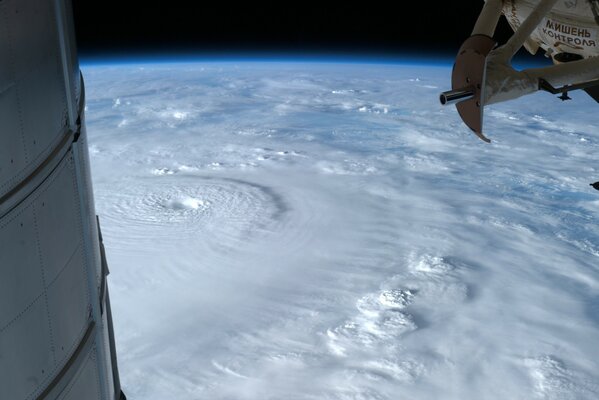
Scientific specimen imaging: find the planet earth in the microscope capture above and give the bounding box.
[83,60,599,400]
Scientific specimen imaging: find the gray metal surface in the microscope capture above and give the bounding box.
[58,347,103,400]
[0,0,68,199]
[0,0,124,399]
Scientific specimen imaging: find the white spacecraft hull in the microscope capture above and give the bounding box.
[441,0,599,141]
[0,0,124,399]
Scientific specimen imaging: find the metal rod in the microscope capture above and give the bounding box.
[472,0,504,37]
[496,0,559,62]
[440,87,476,106]
[539,77,599,94]
[484,54,599,105]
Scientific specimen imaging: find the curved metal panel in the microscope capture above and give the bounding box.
[33,156,82,285]
[46,246,90,365]
[0,1,124,398]
[58,347,102,400]
[0,0,68,199]
[0,299,54,400]
[0,151,92,400]
[0,206,42,331]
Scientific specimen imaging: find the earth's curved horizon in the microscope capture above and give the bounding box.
[84,59,599,400]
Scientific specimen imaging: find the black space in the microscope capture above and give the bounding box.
[72,1,520,58]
